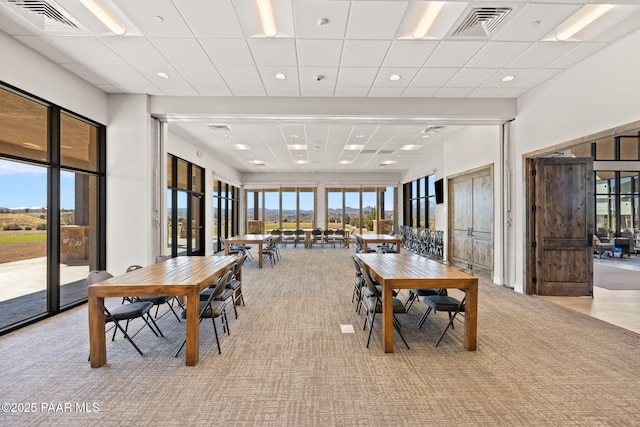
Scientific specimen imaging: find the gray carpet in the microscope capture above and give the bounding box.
[594,263,640,290]
[1,247,640,426]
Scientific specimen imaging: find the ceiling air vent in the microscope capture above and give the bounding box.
[452,7,512,38]
[207,124,232,132]
[2,0,80,32]
[422,125,445,134]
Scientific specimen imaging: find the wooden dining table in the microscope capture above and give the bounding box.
[225,234,274,268]
[88,255,239,367]
[355,253,478,352]
[354,233,402,253]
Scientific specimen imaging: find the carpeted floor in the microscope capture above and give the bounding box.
[594,263,640,290]
[1,247,639,426]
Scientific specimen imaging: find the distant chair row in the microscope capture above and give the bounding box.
[269,228,347,248]
[398,226,444,260]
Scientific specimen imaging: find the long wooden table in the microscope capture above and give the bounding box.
[355,253,478,352]
[88,255,238,367]
[354,233,401,253]
[225,234,274,268]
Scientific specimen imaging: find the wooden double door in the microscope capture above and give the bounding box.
[448,165,494,280]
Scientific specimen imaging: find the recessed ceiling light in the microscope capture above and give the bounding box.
[344,144,364,150]
[502,75,515,82]
[400,144,421,151]
[154,15,164,23]
[287,144,306,150]
[249,160,265,165]
[290,134,298,138]
[275,73,286,80]
[355,134,364,138]
[381,160,397,165]
[257,0,277,37]
[389,74,401,81]
[294,160,308,164]
[421,135,430,138]
[339,160,353,165]
[234,144,250,150]
[157,72,169,79]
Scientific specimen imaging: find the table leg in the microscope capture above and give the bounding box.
[364,242,369,253]
[88,294,107,368]
[382,280,394,353]
[185,289,200,366]
[464,280,478,351]
[257,242,263,268]
[225,243,229,256]
[395,239,401,253]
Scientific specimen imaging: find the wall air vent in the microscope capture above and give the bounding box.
[207,124,232,132]
[1,0,80,32]
[452,7,512,38]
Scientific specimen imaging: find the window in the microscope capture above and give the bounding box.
[245,187,316,232]
[325,187,395,234]
[0,84,105,334]
[403,175,435,229]
[213,179,240,252]
[166,154,204,257]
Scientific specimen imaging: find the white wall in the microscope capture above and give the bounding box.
[0,31,107,124]
[512,28,640,293]
[106,94,154,273]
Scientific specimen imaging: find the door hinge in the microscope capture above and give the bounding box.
[532,277,537,284]
[532,205,537,212]
[532,169,537,176]
[532,241,537,248]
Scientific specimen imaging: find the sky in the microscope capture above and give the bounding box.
[0,159,75,209]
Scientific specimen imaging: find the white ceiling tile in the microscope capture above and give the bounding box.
[382,40,439,67]
[58,63,112,86]
[400,87,439,97]
[248,39,297,66]
[300,87,335,96]
[507,42,579,69]
[466,87,509,98]
[435,87,473,98]
[47,36,124,63]
[466,42,533,68]
[258,66,300,86]
[299,67,339,87]
[410,68,459,87]
[480,69,538,88]
[341,40,392,67]
[500,87,531,98]
[216,66,263,86]
[336,68,378,87]
[297,39,343,66]
[492,3,580,42]
[13,36,77,63]
[445,68,498,88]
[174,64,226,86]
[172,0,245,38]
[334,87,371,97]
[117,84,164,95]
[293,0,350,39]
[200,39,255,66]
[589,8,640,43]
[515,68,564,89]
[424,42,486,67]
[230,86,267,96]
[373,68,419,87]
[265,86,301,96]
[87,63,150,85]
[94,84,123,93]
[346,1,409,39]
[547,42,608,69]
[368,87,405,97]
[149,38,211,65]
[193,86,234,96]
[112,0,192,37]
[101,36,168,65]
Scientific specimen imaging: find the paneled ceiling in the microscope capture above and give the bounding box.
[2,0,639,173]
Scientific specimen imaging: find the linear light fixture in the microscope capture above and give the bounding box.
[80,0,125,35]
[555,4,614,41]
[257,0,277,37]
[413,1,444,39]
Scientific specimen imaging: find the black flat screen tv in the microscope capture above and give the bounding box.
[434,178,444,204]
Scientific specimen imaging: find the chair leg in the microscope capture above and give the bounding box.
[404,293,416,311]
[393,315,410,350]
[434,312,462,347]
[365,311,376,348]
[144,313,164,337]
[417,306,433,329]
[112,320,144,355]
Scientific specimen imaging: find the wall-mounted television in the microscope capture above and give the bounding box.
[435,178,444,204]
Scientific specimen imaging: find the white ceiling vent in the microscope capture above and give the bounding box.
[1,0,80,32]
[207,124,232,132]
[452,7,512,38]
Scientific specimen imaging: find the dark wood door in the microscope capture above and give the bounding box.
[449,166,494,279]
[533,157,593,296]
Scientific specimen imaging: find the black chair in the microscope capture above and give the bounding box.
[417,289,466,347]
[355,258,410,350]
[126,259,184,322]
[311,229,323,247]
[281,229,295,247]
[294,229,305,247]
[261,238,279,267]
[175,270,232,356]
[404,288,440,312]
[87,270,163,356]
[225,253,247,310]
